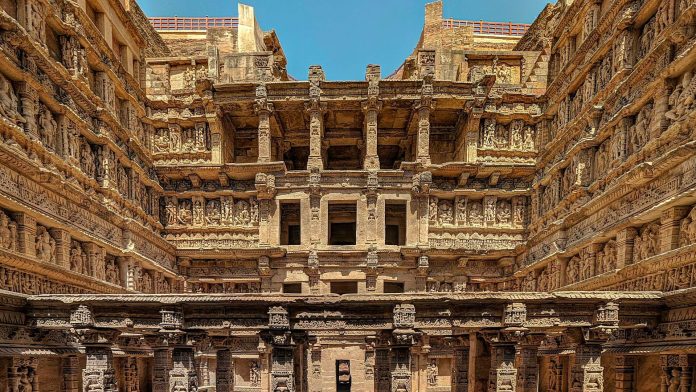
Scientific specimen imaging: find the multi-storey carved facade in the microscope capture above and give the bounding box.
[0,0,695,390]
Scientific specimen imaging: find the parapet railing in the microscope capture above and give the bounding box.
[149,17,239,31]
[442,19,530,36]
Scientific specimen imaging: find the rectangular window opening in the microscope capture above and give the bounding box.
[330,281,358,295]
[383,282,404,293]
[328,202,357,245]
[385,202,406,246]
[283,283,302,294]
[280,202,301,245]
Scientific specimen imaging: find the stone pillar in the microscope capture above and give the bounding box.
[17,82,39,139]
[309,169,322,246]
[660,206,690,253]
[308,343,322,392]
[453,342,470,392]
[363,64,382,170]
[489,342,518,392]
[414,101,433,166]
[123,357,140,392]
[515,344,539,392]
[569,343,604,392]
[49,228,70,268]
[255,84,274,163]
[306,66,326,171]
[614,356,635,392]
[12,212,36,257]
[170,347,199,392]
[152,347,172,392]
[256,173,276,247]
[7,357,39,392]
[83,345,118,392]
[465,113,482,163]
[216,349,233,392]
[366,172,378,245]
[63,355,80,392]
[615,227,637,268]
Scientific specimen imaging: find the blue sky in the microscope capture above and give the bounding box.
[138,0,550,80]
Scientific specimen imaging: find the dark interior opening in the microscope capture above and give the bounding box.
[378,145,404,169]
[283,283,302,294]
[329,203,357,245]
[280,202,301,245]
[330,281,358,295]
[384,282,405,293]
[326,145,362,170]
[283,146,309,170]
[384,202,406,246]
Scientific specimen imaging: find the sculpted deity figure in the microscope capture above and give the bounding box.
[510,120,523,149]
[165,198,177,226]
[668,369,681,392]
[105,259,120,285]
[639,19,656,58]
[29,2,45,43]
[0,211,17,251]
[169,128,181,152]
[426,359,438,386]
[250,361,260,386]
[250,198,259,224]
[522,125,535,150]
[513,199,525,226]
[195,123,207,150]
[80,143,95,178]
[484,198,496,222]
[483,119,496,147]
[38,105,57,149]
[429,197,438,222]
[35,226,55,263]
[469,201,483,226]
[0,74,23,125]
[679,210,693,247]
[182,67,195,89]
[221,197,234,225]
[192,199,204,226]
[496,201,511,226]
[205,200,221,225]
[667,71,696,121]
[438,200,454,226]
[178,200,192,225]
[153,129,170,153]
[234,200,251,226]
[567,257,580,283]
[456,198,467,224]
[70,242,84,274]
[688,207,696,244]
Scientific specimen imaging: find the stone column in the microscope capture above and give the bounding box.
[306,66,326,171]
[366,172,378,245]
[516,343,539,392]
[414,100,433,166]
[453,341,470,392]
[123,357,140,392]
[255,84,274,163]
[489,341,518,392]
[62,355,80,392]
[17,82,39,139]
[660,206,690,253]
[152,347,172,392]
[7,357,39,392]
[170,347,199,391]
[615,227,637,268]
[12,212,36,257]
[216,349,233,392]
[464,112,482,163]
[362,64,381,170]
[83,344,118,392]
[569,343,604,392]
[614,356,635,392]
[308,343,322,392]
[49,228,70,268]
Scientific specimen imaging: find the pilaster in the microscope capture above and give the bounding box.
[12,212,36,257]
[614,356,635,392]
[255,83,274,163]
[216,349,233,392]
[615,227,637,268]
[660,206,690,253]
[306,66,326,171]
[363,64,382,170]
[49,228,70,268]
[62,355,80,392]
